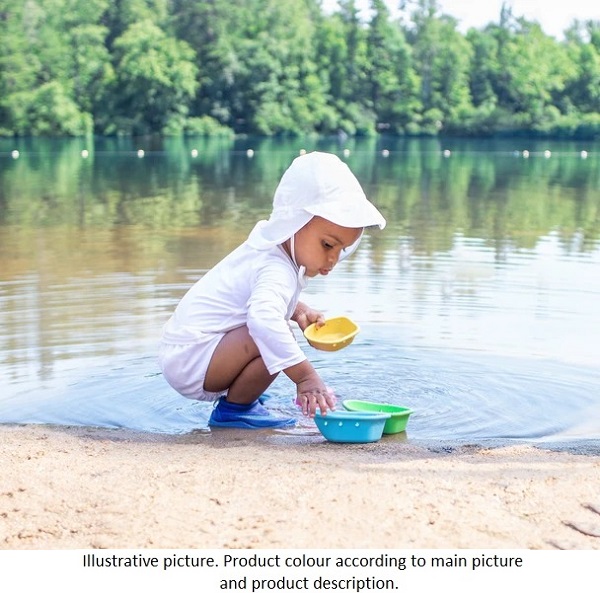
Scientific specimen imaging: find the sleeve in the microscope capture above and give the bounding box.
[246,259,307,375]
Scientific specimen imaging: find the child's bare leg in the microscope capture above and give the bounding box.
[205,326,295,428]
[204,326,278,404]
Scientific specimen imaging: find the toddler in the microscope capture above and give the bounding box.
[158,151,386,428]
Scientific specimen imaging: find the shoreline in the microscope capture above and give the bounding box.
[2,424,600,550]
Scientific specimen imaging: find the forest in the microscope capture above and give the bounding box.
[1,0,599,138]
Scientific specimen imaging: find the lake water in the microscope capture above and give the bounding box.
[1,136,599,448]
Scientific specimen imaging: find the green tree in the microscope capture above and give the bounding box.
[366,0,420,134]
[501,22,569,129]
[0,0,112,135]
[172,0,329,135]
[236,0,329,135]
[0,0,41,133]
[466,28,498,110]
[101,0,169,47]
[170,0,240,127]
[403,0,474,133]
[107,19,198,134]
[1,0,599,138]
[336,0,373,134]
[8,80,92,135]
[563,21,600,114]
[313,0,374,135]
[313,11,348,132]
[478,7,571,131]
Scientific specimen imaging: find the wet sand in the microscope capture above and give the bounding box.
[1,424,600,550]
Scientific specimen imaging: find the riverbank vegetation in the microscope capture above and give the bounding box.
[1,0,599,138]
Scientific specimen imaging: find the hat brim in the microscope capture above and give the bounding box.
[305,200,386,230]
[246,212,314,250]
[247,198,385,251]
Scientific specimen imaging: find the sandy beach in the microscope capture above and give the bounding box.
[1,424,599,550]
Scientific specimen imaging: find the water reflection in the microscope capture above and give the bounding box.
[2,137,598,246]
[1,138,599,442]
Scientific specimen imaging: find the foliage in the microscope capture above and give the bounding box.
[0,0,599,137]
[8,81,93,135]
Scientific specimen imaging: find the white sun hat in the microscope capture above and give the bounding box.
[247,151,386,253]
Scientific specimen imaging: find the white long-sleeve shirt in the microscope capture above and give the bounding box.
[161,242,308,375]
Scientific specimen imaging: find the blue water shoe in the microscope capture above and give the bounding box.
[209,397,296,429]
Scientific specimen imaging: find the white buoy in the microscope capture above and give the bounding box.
[191,149,198,158]
[581,150,588,159]
[544,150,551,158]
[522,150,530,158]
[299,148,306,155]
[81,150,89,158]
[137,149,145,158]
[442,149,451,158]
[246,149,254,158]
[343,148,350,158]
[381,149,390,157]
[11,150,19,159]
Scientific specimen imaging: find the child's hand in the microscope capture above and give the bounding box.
[295,383,336,418]
[292,302,325,332]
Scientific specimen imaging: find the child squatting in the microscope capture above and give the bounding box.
[158,151,386,429]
